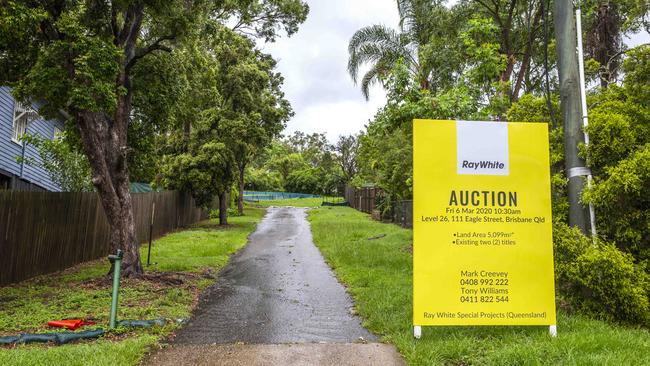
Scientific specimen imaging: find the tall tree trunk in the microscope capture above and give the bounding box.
[237,165,245,215]
[219,190,229,226]
[74,67,144,277]
[500,55,516,85]
[587,2,621,89]
[419,77,430,92]
[61,3,150,277]
[512,4,544,101]
[76,113,143,276]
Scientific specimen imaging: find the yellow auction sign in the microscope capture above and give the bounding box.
[413,120,556,337]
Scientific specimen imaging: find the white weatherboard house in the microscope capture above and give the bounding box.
[0,87,64,191]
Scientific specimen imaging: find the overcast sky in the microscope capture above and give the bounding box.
[260,1,649,143]
[258,0,398,142]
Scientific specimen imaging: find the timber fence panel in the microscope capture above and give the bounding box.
[344,185,413,228]
[344,186,380,213]
[0,190,208,286]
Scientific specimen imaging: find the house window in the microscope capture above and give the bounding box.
[12,101,38,144]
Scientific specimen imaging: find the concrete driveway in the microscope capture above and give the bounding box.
[144,207,404,366]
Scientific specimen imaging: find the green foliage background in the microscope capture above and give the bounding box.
[345,0,650,326]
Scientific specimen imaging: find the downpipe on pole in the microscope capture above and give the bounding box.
[575,8,597,243]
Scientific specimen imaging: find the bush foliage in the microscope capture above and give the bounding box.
[553,223,650,326]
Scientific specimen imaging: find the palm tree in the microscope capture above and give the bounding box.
[347,0,441,99]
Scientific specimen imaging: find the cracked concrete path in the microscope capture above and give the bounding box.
[145,207,404,365]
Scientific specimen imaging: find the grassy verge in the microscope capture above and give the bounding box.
[250,197,324,207]
[309,206,650,365]
[0,207,265,366]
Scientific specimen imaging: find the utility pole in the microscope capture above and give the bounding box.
[554,0,592,235]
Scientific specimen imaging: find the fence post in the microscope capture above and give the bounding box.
[146,201,155,266]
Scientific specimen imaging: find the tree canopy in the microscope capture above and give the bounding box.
[160,26,293,223]
[0,0,308,275]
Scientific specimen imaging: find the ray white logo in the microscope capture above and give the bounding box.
[457,121,509,176]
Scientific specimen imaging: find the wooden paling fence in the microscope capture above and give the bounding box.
[344,186,380,214]
[344,185,413,228]
[0,191,208,286]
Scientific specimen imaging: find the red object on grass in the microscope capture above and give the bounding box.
[47,319,96,330]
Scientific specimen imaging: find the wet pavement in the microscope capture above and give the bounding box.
[172,206,376,344]
[145,344,405,366]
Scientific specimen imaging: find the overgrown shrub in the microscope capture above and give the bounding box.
[285,168,321,194]
[245,167,283,191]
[227,207,243,217]
[553,222,591,283]
[209,207,242,220]
[571,244,650,325]
[554,222,650,326]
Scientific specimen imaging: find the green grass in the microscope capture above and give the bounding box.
[0,336,158,366]
[0,207,266,365]
[250,197,324,207]
[308,206,650,366]
[146,207,266,272]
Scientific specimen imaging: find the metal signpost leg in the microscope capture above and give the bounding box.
[549,325,557,337]
[414,325,422,339]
